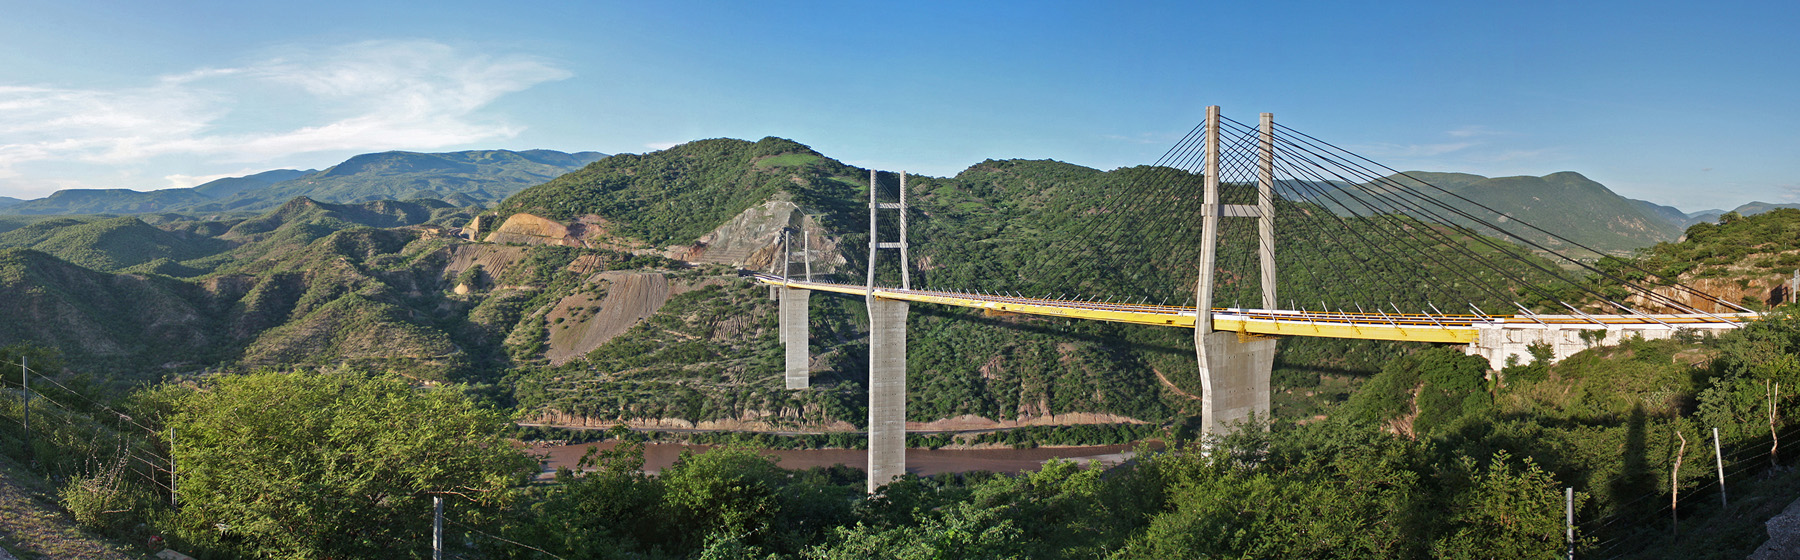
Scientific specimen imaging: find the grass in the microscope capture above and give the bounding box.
[0,455,148,560]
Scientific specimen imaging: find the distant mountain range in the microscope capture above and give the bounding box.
[0,149,606,215]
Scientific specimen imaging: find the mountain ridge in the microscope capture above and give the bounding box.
[1,149,607,216]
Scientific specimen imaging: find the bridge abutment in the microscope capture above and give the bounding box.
[1464,323,1739,371]
[866,297,908,493]
[1197,332,1277,438]
[781,287,810,389]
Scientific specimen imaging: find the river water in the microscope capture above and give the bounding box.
[531,441,1155,477]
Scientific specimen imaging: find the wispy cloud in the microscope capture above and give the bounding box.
[1445,125,1503,138]
[1101,131,1187,145]
[0,39,569,180]
[1347,125,1564,173]
[644,141,682,151]
[1355,141,1476,158]
[164,170,257,189]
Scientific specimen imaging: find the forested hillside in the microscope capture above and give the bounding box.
[2,136,1800,558]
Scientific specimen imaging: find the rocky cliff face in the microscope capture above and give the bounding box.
[666,198,849,274]
[488,197,850,275]
[484,213,584,247]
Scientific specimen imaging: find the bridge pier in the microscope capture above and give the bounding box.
[781,287,811,389]
[1197,332,1277,438]
[866,297,908,493]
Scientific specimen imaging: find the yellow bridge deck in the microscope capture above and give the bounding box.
[753,275,1753,344]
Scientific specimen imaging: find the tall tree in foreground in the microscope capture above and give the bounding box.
[164,368,536,559]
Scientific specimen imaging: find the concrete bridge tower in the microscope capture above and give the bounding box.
[1194,106,1279,439]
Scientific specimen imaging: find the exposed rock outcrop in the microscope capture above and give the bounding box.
[667,198,847,274]
[1750,495,1800,559]
[484,212,584,247]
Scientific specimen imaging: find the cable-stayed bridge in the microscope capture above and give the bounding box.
[753,106,1752,492]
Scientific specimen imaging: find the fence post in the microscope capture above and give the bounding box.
[169,427,178,507]
[433,496,444,560]
[20,356,27,461]
[1673,430,1687,535]
[1714,427,1727,507]
[1565,486,1574,560]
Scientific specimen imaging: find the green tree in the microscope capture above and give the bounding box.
[166,368,536,559]
[660,446,787,551]
[1431,451,1580,559]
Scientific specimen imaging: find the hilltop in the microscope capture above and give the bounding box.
[0,149,606,216]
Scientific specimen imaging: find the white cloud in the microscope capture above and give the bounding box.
[0,39,570,178]
[164,170,254,189]
[1445,125,1503,138]
[644,141,682,151]
[1356,141,1476,158]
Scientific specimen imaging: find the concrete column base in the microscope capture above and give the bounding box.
[781,288,810,389]
[1197,331,1277,439]
[866,297,908,493]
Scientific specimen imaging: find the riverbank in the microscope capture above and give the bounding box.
[529,440,1161,478]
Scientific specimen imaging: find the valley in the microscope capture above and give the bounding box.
[3,136,1799,559]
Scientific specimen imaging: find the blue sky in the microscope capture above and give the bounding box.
[0,0,1794,211]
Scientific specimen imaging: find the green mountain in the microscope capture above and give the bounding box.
[1,188,214,215]
[0,138,1597,431]
[0,196,20,208]
[1629,198,1693,227]
[0,216,229,271]
[191,168,313,198]
[0,206,493,380]
[1375,171,1685,256]
[192,149,607,212]
[0,149,605,216]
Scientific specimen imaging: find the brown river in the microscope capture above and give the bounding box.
[531,441,1156,477]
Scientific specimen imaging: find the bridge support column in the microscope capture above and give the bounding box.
[866,297,908,493]
[781,287,811,389]
[1198,332,1277,439]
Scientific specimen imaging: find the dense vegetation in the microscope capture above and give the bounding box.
[6,136,1800,557]
[10,314,1800,559]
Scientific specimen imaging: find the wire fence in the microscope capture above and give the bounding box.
[1579,421,1800,559]
[0,358,571,559]
[4,355,1797,559]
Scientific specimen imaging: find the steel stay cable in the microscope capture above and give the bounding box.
[1285,141,1714,319]
[1267,146,1569,315]
[1277,120,1750,314]
[1264,123,1694,314]
[1265,131,1653,317]
[1244,117,1579,307]
[1259,171,1392,309]
[1234,126,1459,308]
[1255,138,1514,310]
[1271,122,1744,315]
[1072,114,1260,301]
[1209,128,1270,307]
[1228,119,1493,309]
[1218,118,1470,310]
[1036,130,1212,300]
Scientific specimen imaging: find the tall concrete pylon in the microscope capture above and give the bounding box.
[865,169,911,493]
[1194,107,1279,439]
[781,229,812,389]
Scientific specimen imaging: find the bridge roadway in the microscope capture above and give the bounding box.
[751,274,1754,344]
